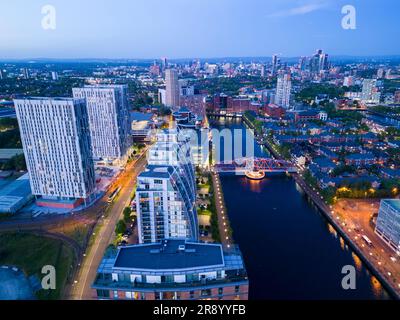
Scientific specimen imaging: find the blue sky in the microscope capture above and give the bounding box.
[0,0,399,59]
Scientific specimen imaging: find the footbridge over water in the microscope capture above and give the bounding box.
[214,157,297,175]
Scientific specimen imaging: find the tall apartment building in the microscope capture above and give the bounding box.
[275,73,291,109]
[361,79,381,104]
[165,69,180,107]
[375,199,400,252]
[136,129,198,243]
[72,85,131,163]
[14,97,96,208]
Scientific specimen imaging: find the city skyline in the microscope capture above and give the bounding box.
[1,0,400,59]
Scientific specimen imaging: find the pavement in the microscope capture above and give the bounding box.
[211,171,233,249]
[67,151,148,300]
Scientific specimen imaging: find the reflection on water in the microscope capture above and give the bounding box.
[370,276,384,297]
[352,252,363,272]
[213,117,392,300]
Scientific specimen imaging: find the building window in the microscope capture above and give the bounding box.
[235,285,240,293]
[96,289,110,298]
[200,289,212,297]
[218,288,224,295]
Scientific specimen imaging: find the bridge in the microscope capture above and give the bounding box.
[214,157,297,175]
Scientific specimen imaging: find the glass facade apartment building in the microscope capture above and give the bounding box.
[375,199,400,253]
[72,85,131,163]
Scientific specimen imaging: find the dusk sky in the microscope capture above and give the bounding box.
[1,0,399,59]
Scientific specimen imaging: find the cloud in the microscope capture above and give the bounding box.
[268,1,330,18]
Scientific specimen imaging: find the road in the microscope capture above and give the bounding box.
[334,199,400,294]
[67,151,148,300]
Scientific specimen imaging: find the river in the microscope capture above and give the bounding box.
[209,117,390,300]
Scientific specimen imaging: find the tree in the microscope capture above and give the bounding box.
[115,220,127,235]
[123,207,132,223]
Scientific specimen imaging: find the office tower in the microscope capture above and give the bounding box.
[361,79,381,104]
[73,85,131,163]
[375,199,400,252]
[261,65,266,78]
[271,54,279,75]
[275,73,291,109]
[165,69,180,107]
[161,57,168,71]
[51,71,59,81]
[14,97,96,206]
[0,69,3,80]
[136,129,198,244]
[22,68,29,79]
[298,56,307,70]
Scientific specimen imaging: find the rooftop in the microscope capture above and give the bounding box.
[113,240,225,271]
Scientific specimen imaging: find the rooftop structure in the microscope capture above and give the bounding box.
[92,240,248,300]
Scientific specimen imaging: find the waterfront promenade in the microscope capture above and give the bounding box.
[211,170,233,250]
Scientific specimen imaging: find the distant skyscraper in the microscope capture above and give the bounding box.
[298,56,307,70]
[271,54,279,75]
[22,68,29,80]
[260,65,266,78]
[73,85,131,163]
[14,97,96,205]
[275,73,291,109]
[51,71,59,81]
[161,57,168,71]
[309,49,328,74]
[0,69,3,80]
[165,69,180,107]
[136,129,198,244]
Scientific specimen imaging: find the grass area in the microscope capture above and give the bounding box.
[0,232,75,300]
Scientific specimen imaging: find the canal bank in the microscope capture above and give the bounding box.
[241,114,399,298]
[293,173,400,300]
[210,116,392,300]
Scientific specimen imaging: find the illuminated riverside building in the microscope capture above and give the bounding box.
[72,85,131,164]
[136,129,198,243]
[375,199,400,252]
[92,240,249,300]
[14,97,96,208]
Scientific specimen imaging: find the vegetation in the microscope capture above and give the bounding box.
[0,232,75,300]
[115,220,127,236]
[0,153,27,171]
[123,207,132,223]
[295,84,347,103]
